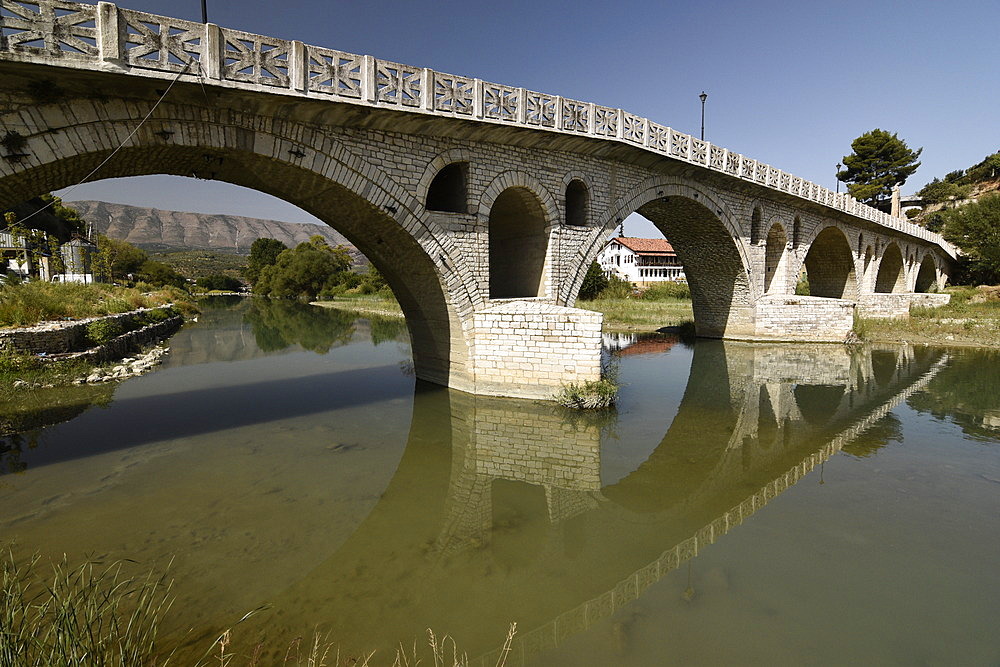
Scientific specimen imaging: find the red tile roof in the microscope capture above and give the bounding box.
[613,237,676,255]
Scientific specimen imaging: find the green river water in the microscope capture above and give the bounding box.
[1,298,998,665]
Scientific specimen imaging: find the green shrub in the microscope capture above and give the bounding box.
[639,281,690,300]
[85,318,125,345]
[596,276,633,300]
[578,261,609,300]
[555,378,619,409]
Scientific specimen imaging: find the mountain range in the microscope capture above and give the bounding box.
[66,200,355,255]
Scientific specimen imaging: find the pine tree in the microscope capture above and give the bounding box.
[837,129,922,205]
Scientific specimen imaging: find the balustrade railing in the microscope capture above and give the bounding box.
[0,0,952,253]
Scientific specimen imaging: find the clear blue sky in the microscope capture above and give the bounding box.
[59,0,1000,238]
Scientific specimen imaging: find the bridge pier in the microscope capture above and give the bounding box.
[464,301,603,400]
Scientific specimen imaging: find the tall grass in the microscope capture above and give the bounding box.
[1,548,517,667]
[0,549,174,666]
[0,282,193,328]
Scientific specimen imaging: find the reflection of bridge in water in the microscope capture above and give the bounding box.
[244,340,946,663]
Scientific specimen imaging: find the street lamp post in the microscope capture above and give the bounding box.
[836,162,842,193]
[699,91,707,141]
[201,0,208,23]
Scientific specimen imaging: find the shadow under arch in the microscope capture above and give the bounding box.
[875,242,907,293]
[0,100,474,390]
[914,253,937,292]
[802,226,859,299]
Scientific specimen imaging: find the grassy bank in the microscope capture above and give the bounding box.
[857,286,1000,347]
[577,297,693,332]
[0,281,195,328]
[312,294,403,318]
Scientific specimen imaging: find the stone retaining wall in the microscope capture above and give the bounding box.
[857,293,951,319]
[0,307,181,357]
[753,295,854,342]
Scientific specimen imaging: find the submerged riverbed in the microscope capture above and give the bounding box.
[1,298,998,665]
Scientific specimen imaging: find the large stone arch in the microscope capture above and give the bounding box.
[801,226,859,299]
[0,98,480,391]
[875,243,906,293]
[914,253,938,292]
[478,172,559,300]
[573,178,753,337]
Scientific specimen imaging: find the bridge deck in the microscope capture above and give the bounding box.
[0,0,953,256]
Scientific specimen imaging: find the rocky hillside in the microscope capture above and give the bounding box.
[66,200,355,255]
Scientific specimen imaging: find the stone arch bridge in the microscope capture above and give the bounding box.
[0,0,956,398]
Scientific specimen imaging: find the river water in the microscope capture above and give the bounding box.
[1,298,998,665]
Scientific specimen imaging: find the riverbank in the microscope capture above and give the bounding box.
[855,286,1000,347]
[310,287,1000,347]
[311,295,403,318]
[0,283,199,394]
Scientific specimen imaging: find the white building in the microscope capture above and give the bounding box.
[597,236,686,286]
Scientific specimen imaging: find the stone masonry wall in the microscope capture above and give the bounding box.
[753,295,854,341]
[0,307,180,356]
[857,292,951,319]
[470,300,602,399]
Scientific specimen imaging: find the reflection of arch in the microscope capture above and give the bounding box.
[764,222,788,294]
[0,100,476,388]
[915,254,937,292]
[487,186,551,298]
[794,385,845,426]
[564,179,589,227]
[875,243,906,293]
[803,227,858,299]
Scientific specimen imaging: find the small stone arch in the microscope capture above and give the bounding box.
[914,254,937,292]
[480,172,559,300]
[802,226,859,299]
[417,148,475,214]
[875,243,906,293]
[764,222,789,294]
[565,179,589,227]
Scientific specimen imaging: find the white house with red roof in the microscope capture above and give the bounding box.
[597,237,686,286]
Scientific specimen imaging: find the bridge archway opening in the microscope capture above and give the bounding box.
[489,187,549,299]
[634,196,751,337]
[915,255,937,292]
[875,243,906,293]
[565,179,588,227]
[0,140,468,390]
[764,223,788,294]
[802,227,858,299]
[426,162,468,213]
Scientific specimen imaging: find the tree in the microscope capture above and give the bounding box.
[254,238,352,299]
[136,260,186,288]
[92,234,147,282]
[244,237,287,286]
[837,129,922,205]
[936,194,1000,284]
[578,261,608,300]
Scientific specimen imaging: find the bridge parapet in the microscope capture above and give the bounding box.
[0,0,954,256]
